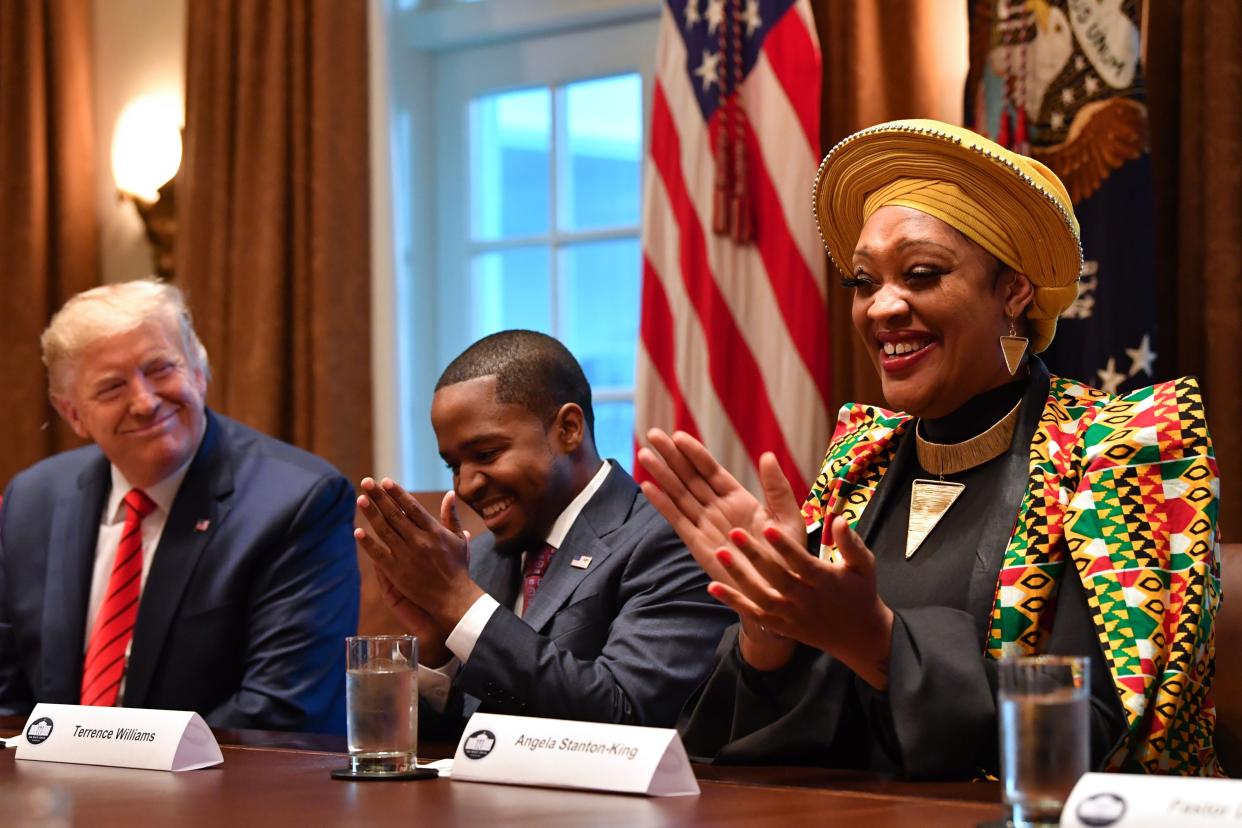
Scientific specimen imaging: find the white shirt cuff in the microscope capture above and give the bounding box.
[418,657,459,712]
[445,592,500,665]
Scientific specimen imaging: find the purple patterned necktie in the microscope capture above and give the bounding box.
[521,543,557,617]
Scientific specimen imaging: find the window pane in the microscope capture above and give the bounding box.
[557,237,640,389]
[558,74,641,232]
[592,400,635,471]
[470,247,551,338]
[470,87,550,240]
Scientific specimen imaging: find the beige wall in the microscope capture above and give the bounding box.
[92,0,186,285]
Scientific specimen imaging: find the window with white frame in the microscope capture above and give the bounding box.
[380,2,658,489]
[464,75,642,470]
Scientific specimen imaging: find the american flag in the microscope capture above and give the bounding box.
[635,0,828,497]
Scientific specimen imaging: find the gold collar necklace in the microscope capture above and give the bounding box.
[906,398,1022,560]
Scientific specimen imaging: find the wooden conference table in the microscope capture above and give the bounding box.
[1,716,1004,826]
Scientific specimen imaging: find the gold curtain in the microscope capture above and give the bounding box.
[177,0,373,485]
[0,0,98,491]
[810,0,969,414]
[1148,1,1242,542]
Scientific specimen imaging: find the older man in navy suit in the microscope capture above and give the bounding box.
[357,331,732,737]
[0,279,358,733]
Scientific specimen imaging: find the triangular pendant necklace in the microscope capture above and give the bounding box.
[906,399,1022,559]
[907,478,965,559]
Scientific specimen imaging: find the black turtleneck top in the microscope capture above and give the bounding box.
[849,363,1124,774]
[869,373,1029,612]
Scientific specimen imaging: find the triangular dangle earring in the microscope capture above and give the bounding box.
[1000,315,1029,375]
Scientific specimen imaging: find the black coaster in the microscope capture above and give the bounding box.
[330,766,439,781]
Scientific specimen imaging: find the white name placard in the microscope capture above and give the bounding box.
[451,712,699,796]
[1062,772,1242,827]
[15,703,223,772]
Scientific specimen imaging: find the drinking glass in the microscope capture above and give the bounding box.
[998,655,1090,827]
[345,635,418,775]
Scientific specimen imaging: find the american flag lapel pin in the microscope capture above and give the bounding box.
[570,555,592,570]
[194,519,211,533]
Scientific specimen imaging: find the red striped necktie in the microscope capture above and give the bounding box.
[81,488,156,707]
[520,544,557,617]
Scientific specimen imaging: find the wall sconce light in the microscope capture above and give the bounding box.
[112,94,183,281]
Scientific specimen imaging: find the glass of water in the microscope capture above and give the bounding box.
[345,635,418,775]
[998,655,1090,827]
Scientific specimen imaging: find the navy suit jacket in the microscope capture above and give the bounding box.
[423,463,734,739]
[0,411,359,733]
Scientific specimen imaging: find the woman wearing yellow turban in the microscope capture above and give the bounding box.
[639,119,1221,778]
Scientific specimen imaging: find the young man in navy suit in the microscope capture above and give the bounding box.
[0,279,358,733]
[356,330,731,736]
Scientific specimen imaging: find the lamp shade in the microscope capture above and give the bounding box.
[112,94,183,203]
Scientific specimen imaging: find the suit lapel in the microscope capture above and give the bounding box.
[123,413,234,707]
[41,455,110,702]
[856,431,913,546]
[965,363,1053,642]
[521,463,633,633]
[472,537,522,610]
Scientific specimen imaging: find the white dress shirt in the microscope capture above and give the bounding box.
[420,460,611,710]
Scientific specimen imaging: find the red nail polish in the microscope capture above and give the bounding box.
[716,549,733,567]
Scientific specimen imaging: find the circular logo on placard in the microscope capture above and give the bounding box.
[25,717,54,745]
[1075,792,1127,827]
[462,729,496,760]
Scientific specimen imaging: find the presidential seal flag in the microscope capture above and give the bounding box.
[635,0,829,497]
[966,0,1158,395]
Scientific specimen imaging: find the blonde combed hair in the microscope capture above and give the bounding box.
[41,279,211,396]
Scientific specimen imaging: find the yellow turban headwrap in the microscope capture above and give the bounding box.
[813,119,1082,353]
